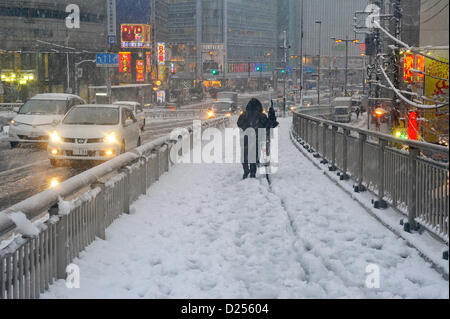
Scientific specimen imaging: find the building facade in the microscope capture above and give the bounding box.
[168,0,278,90]
[293,0,368,93]
[0,0,108,102]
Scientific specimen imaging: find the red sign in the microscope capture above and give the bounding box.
[136,60,145,82]
[119,52,131,73]
[158,43,165,65]
[408,111,418,140]
[416,55,425,83]
[403,54,414,83]
[121,24,151,48]
[146,52,152,73]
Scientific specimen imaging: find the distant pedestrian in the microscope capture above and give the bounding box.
[356,107,360,119]
[237,98,278,179]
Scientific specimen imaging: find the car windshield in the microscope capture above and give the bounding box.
[213,102,232,111]
[335,108,349,115]
[18,99,67,115]
[63,107,119,125]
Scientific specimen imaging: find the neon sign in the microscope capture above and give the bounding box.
[121,24,151,49]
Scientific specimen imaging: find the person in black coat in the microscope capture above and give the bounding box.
[237,98,278,179]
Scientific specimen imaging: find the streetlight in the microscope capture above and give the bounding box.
[315,20,322,105]
[330,37,336,105]
[333,36,359,96]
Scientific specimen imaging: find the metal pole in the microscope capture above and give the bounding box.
[345,35,349,96]
[283,30,287,117]
[66,53,70,93]
[317,21,322,105]
[299,0,304,106]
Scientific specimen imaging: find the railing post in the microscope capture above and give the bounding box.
[92,182,106,240]
[329,125,337,171]
[354,132,367,192]
[339,128,350,180]
[299,117,305,144]
[140,156,148,195]
[53,208,68,280]
[405,147,419,232]
[119,168,130,214]
[152,147,160,181]
[374,138,388,209]
[320,123,328,164]
[305,119,311,151]
[313,120,320,158]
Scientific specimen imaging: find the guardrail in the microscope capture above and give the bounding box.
[295,105,333,117]
[292,111,449,243]
[0,116,229,299]
[145,109,207,119]
[0,103,22,112]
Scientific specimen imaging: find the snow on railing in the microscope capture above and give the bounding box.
[292,111,449,243]
[0,116,229,299]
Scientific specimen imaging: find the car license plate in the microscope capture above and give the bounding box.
[73,149,88,156]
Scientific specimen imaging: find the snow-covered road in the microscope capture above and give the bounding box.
[43,118,448,299]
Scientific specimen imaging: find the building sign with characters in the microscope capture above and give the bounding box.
[136,60,145,82]
[119,52,131,73]
[158,43,165,65]
[424,50,449,143]
[121,24,151,49]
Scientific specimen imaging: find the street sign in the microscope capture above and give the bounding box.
[107,0,117,42]
[286,66,293,74]
[96,53,119,67]
[77,68,83,78]
[108,35,116,45]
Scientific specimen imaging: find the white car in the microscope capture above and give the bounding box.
[8,93,85,148]
[47,104,141,166]
[113,101,146,131]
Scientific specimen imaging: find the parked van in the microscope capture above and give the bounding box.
[8,93,85,148]
[332,97,352,123]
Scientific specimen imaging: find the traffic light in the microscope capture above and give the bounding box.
[256,66,261,72]
[281,69,286,75]
[211,69,218,75]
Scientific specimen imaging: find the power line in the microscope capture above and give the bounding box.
[378,61,448,109]
[421,3,449,24]
[373,20,449,65]
[421,0,444,13]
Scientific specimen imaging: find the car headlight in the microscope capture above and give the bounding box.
[50,131,61,143]
[104,132,117,144]
[10,119,18,126]
[208,111,215,118]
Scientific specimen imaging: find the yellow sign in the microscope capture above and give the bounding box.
[424,50,449,143]
[158,65,166,81]
[202,80,222,88]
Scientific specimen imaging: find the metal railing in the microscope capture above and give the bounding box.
[0,103,22,112]
[0,116,229,299]
[292,111,449,243]
[145,109,207,119]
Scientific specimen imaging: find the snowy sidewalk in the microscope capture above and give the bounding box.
[43,119,448,299]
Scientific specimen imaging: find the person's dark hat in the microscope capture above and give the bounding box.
[246,98,262,112]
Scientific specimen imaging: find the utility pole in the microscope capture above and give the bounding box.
[345,35,349,96]
[282,30,288,117]
[248,56,251,90]
[299,0,304,106]
[316,20,322,105]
